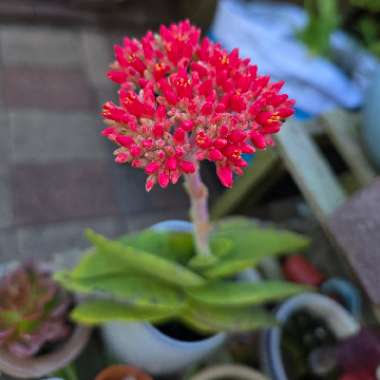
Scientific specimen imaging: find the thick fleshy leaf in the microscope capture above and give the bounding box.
[119,230,195,264]
[55,272,186,312]
[68,249,133,279]
[187,281,309,306]
[120,229,231,264]
[182,302,277,333]
[71,299,177,325]
[85,229,205,287]
[205,219,310,278]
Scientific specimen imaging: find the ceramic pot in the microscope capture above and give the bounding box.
[0,323,91,379]
[261,292,360,380]
[95,365,153,380]
[190,364,269,380]
[362,65,380,169]
[101,220,226,376]
[0,262,91,379]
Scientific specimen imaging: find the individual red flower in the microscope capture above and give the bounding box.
[101,20,295,190]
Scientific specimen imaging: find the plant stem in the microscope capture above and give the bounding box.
[184,165,213,261]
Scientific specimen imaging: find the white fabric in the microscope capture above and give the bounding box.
[211,0,378,115]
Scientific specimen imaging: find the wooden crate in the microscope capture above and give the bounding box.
[212,109,380,317]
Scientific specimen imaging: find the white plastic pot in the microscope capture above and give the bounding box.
[101,220,226,375]
[261,292,360,380]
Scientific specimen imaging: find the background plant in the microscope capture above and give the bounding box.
[297,0,341,57]
[0,263,73,358]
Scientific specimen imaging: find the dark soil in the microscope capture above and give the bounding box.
[156,321,211,342]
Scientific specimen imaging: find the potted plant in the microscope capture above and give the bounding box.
[261,292,360,380]
[0,262,91,379]
[55,20,310,375]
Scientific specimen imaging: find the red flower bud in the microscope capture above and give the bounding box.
[145,161,160,175]
[217,166,233,188]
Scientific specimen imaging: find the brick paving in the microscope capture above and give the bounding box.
[0,22,200,262]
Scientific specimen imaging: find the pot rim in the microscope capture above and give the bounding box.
[190,364,269,380]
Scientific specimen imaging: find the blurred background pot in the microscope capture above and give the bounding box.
[0,324,91,379]
[0,262,91,379]
[190,364,269,380]
[260,292,360,380]
[95,365,153,380]
[362,64,380,169]
[101,220,226,376]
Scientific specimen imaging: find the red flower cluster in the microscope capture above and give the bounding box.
[102,20,294,190]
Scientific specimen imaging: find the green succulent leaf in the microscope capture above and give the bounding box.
[205,219,310,278]
[182,302,277,333]
[187,281,309,306]
[71,299,177,325]
[55,272,186,312]
[85,229,205,287]
[119,229,195,264]
[67,249,133,279]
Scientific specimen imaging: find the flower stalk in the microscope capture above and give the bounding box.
[184,164,215,266]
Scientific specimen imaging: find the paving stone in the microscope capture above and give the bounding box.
[328,178,380,304]
[0,168,13,229]
[126,210,189,233]
[108,163,154,215]
[9,110,108,163]
[94,84,118,108]
[80,29,113,87]
[0,228,18,262]
[11,160,120,225]
[16,216,127,261]
[108,161,189,215]
[0,25,81,67]
[0,110,11,169]
[149,180,190,211]
[3,67,96,110]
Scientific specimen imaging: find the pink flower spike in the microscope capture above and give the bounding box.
[116,135,134,147]
[180,160,196,173]
[166,157,177,170]
[158,172,170,188]
[100,20,294,190]
[145,176,155,192]
[107,70,127,84]
[209,149,223,161]
[217,166,233,188]
[145,161,160,175]
[115,152,129,164]
[250,131,267,150]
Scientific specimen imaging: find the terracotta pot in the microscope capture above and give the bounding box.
[190,364,269,380]
[95,365,153,380]
[0,326,91,379]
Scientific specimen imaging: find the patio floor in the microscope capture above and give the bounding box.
[0,22,198,262]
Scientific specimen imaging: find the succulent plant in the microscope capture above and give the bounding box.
[0,262,73,358]
[56,218,310,334]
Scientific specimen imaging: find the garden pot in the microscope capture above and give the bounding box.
[95,365,153,380]
[362,64,380,169]
[0,322,91,379]
[0,262,92,379]
[101,220,226,375]
[261,292,360,380]
[190,364,269,380]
